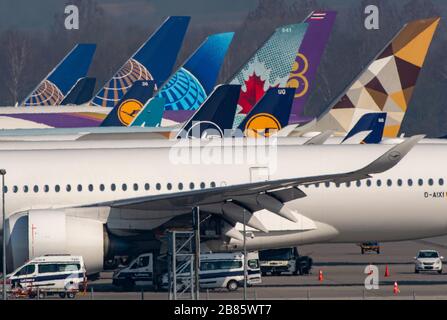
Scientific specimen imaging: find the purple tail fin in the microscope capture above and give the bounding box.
[287,11,336,124]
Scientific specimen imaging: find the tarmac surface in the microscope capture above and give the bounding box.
[16,235,447,300]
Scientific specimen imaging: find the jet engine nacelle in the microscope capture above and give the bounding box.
[6,209,106,274]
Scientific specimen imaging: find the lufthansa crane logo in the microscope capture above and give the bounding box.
[245,113,281,137]
[117,99,144,125]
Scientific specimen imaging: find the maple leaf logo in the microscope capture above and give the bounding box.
[238,73,267,114]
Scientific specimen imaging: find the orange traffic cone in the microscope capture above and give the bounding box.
[393,281,400,295]
[318,270,324,281]
[384,265,390,277]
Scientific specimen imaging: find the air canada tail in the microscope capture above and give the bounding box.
[61,77,96,105]
[238,88,295,137]
[160,32,235,124]
[176,84,241,138]
[229,23,308,127]
[22,43,96,106]
[287,11,337,124]
[100,80,155,127]
[315,17,440,137]
[342,112,386,144]
[91,16,190,108]
[130,97,165,127]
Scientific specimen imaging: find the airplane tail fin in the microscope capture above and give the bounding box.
[287,11,336,124]
[130,97,165,127]
[229,22,309,127]
[61,77,96,105]
[238,88,295,137]
[22,43,96,106]
[100,80,155,127]
[342,112,386,144]
[176,84,241,138]
[316,17,440,137]
[159,32,235,119]
[91,16,190,107]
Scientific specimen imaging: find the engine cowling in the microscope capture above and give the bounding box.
[6,209,105,274]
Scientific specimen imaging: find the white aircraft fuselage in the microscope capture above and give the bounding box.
[0,137,446,271]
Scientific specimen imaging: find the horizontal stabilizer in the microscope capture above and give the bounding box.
[303,130,333,145]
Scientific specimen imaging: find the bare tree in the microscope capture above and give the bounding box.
[3,30,29,105]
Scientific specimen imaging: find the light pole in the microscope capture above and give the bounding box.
[243,208,247,300]
[1,169,6,300]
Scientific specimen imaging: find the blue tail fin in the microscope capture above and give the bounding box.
[22,43,96,106]
[130,97,165,127]
[342,112,387,144]
[61,77,96,105]
[92,16,190,107]
[100,80,155,127]
[237,88,295,137]
[176,84,241,138]
[159,32,235,118]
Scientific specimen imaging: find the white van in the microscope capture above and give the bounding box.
[112,253,155,289]
[8,255,86,299]
[161,252,262,291]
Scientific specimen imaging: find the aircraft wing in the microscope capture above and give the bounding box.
[85,135,422,215]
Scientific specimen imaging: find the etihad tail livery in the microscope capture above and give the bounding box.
[61,77,96,105]
[229,23,308,127]
[287,11,336,124]
[160,32,235,124]
[130,97,165,128]
[342,112,386,144]
[314,17,439,137]
[101,80,155,127]
[91,16,190,108]
[176,84,241,138]
[21,44,96,106]
[238,87,295,137]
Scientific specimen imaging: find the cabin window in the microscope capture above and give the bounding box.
[111,183,116,191]
[156,183,161,191]
[100,184,105,192]
[77,184,82,192]
[418,179,423,186]
[122,184,127,191]
[66,185,71,192]
[23,185,29,193]
[386,179,392,187]
[439,178,444,186]
[133,183,138,191]
[376,180,382,187]
[407,179,413,186]
[210,182,216,188]
[13,186,18,193]
[167,183,172,190]
[190,182,195,190]
[144,183,150,191]
[325,181,330,188]
[3,186,7,193]
[428,178,434,186]
[200,182,206,189]
[178,183,183,190]
[88,184,94,192]
[356,181,361,187]
[345,182,351,188]
[397,179,403,187]
[366,180,372,187]
[44,185,49,192]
